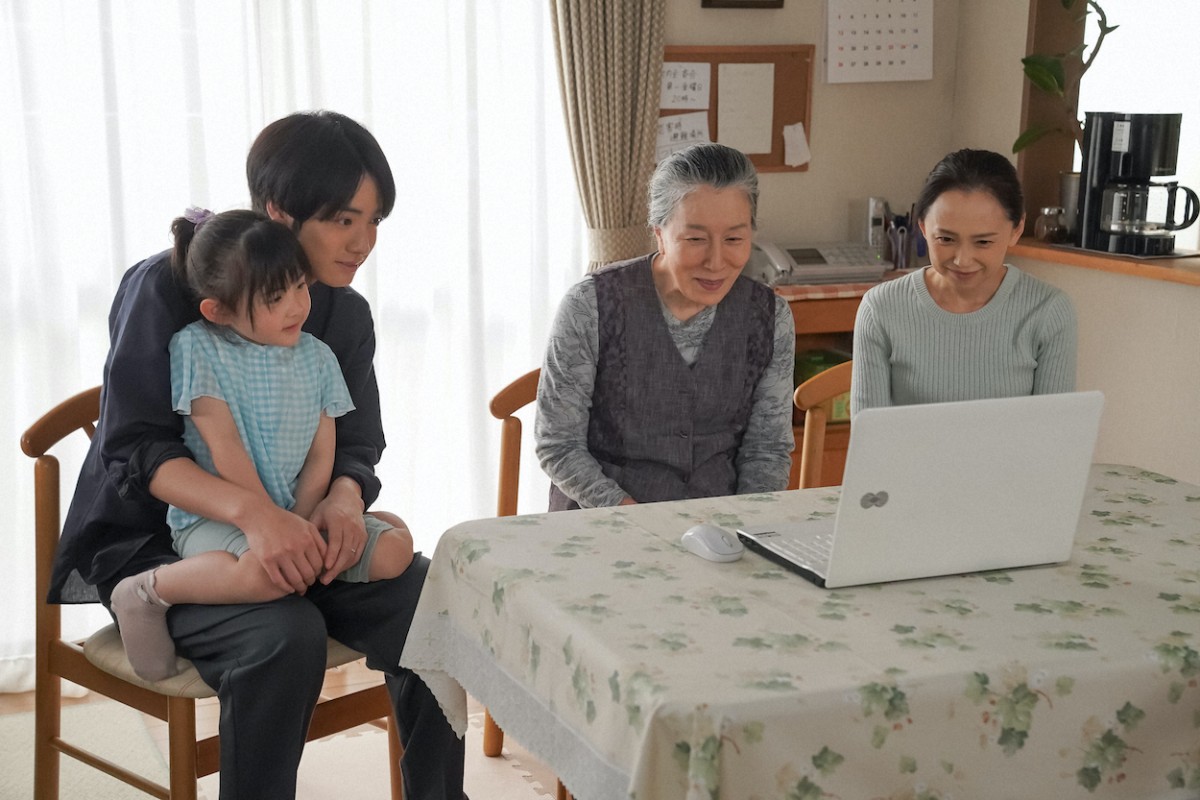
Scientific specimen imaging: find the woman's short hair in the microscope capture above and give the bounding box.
[647,142,759,230]
[246,110,397,228]
[914,149,1025,226]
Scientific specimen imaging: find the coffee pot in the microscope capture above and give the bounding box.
[1100,180,1199,244]
[1078,112,1199,256]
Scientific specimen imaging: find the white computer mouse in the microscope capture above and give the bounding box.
[680,523,744,563]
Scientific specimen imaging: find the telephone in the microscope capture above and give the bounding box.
[744,240,798,285]
[745,239,887,285]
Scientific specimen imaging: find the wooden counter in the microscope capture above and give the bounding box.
[1009,239,1200,287]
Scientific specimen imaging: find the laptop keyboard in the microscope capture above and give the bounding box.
[760,530,834,571]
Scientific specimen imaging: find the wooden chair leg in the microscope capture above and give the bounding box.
[556,779,573,800]
[482,709,504,757]
[166,696,199,800]
[33,670,60,800]
[386,707,404,800]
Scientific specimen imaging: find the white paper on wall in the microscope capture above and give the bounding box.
[783,123,811,167]
[660,63,712,110]
[716,63,774,155]
[825,0,933,84]
[656,112,712,162]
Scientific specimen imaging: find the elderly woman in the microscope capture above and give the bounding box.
[535,142,795,509]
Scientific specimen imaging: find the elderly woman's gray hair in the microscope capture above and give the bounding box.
[647,143,759,230]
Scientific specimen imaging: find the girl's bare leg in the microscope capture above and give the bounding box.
[367,527,415,581]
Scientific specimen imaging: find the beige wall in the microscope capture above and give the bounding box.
[949,0,1027,156]
[664,0,1026,245]
[1014,258,1200,484]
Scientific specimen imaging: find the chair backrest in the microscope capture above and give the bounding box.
[792,360,852,489]
[22,386,102,647]
[489,369,540,517]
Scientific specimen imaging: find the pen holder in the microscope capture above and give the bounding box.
[887,227,912,270]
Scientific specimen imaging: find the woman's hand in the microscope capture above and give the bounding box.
[310,476,368,584]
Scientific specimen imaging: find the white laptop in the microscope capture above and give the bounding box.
[737,391,1104,588]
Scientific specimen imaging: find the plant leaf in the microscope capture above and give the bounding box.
[1013,124,1054,154]
[1022,55,1066,95]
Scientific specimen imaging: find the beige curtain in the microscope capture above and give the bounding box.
[549,0,666,271]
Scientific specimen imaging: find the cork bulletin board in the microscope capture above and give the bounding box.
[660,44,814,173]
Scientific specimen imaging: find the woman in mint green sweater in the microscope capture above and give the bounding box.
[851,149,1077,415]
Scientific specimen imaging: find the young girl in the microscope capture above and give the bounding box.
[111,209,413,681]
[851,148,1078,415]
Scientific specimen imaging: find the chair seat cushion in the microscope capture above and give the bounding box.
[83,624,369,699]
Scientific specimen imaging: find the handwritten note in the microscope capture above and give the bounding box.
[716,63,774,155]
[660,62,711,110]
[825,0,933,83]
[656,112,711,162]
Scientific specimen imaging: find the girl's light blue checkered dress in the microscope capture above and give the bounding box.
[166,321,354,532]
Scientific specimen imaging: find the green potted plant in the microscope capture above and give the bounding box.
[1013,0,1117,240]
[1013,0,1118,154]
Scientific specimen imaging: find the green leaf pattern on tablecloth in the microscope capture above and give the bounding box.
[733,632,813,652]
[1076,700,1149,792]
[1090,509,1164,528]
[1152,633,1200,679]
[964,671,1053,756]
[1014,598,1124,618]
[1075,561,1122,587]
[893,624,972,651]
[816,591,858,620]
[491,567,535,613]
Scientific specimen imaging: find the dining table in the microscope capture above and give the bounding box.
[399,463,1200,800]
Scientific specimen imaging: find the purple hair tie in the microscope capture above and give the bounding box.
[183,206,214,230]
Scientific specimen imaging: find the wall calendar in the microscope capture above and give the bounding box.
[825,0,933,84]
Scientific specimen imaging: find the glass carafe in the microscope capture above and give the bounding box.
[1102,181,1200,234]
[1034,207,1069,243]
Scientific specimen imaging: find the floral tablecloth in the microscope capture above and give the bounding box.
[400,464,1200,800]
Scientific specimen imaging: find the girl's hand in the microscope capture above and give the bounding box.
[310,476,367,584]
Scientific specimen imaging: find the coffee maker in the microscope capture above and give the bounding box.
[1077,112,1199,256]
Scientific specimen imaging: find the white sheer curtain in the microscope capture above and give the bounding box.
[1,1,582,691]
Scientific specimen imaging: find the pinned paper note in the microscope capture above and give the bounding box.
[656,112,711,162]
[783,123,811,167]
[660,63,711,110]
[716,63,774,155]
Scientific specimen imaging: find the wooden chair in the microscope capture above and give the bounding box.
[792,360,853,489]
[482,368,573,800]
[23,385,404,800]
[480,368,540,756]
